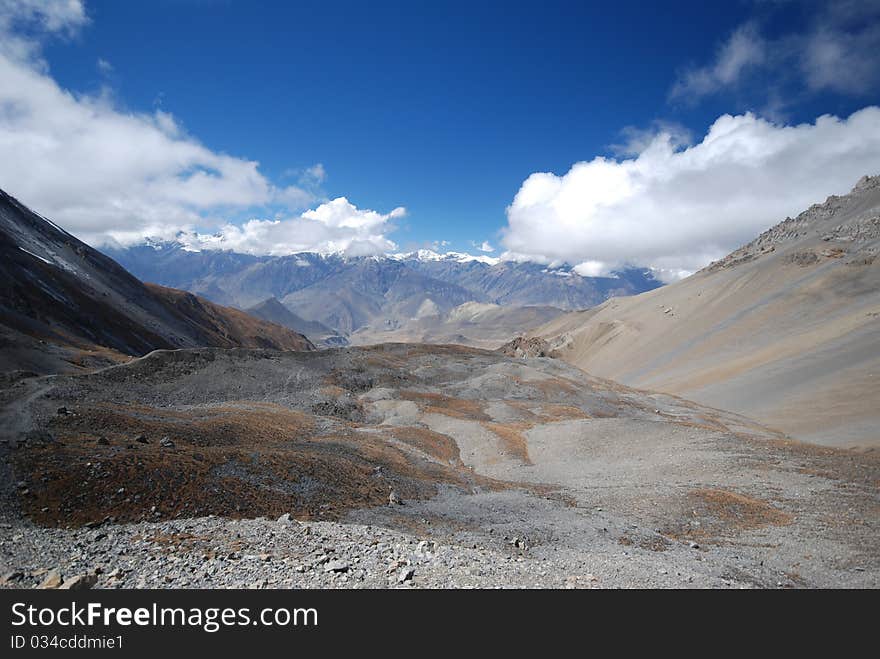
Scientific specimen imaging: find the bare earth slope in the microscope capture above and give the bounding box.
[350,301,565,348]
[1,344,877,588]
[533,176,880,449]
[0,189,313,374]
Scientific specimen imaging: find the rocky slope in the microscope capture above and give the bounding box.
[1,344,876,588]
[0,189,314,374]
[245,297,346,347]
[532,175,880,448]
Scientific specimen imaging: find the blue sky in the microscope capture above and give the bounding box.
[2,0,880,277]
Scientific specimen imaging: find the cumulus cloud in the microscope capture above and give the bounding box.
[0,0,402,256]
[178,197,405,257]
[478,241,494,253]
[670,1,880,106]
[501,108,880,282]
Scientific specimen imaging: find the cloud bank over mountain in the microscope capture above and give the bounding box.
[501,108,880,281]
[4,1,880,274]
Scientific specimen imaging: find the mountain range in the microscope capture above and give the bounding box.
[103,243,662,343]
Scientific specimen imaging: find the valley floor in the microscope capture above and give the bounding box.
[1,344,877,588]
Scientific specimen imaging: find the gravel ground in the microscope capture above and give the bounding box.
[0,510,828,590]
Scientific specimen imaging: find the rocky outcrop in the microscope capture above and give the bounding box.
[496,336,557,358]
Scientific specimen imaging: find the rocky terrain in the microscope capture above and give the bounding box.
[533,176,880,449]
[1,344,877,588]
[0,188,314,375]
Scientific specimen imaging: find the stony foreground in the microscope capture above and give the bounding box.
[0,505,871,590]
[1,344,878,588]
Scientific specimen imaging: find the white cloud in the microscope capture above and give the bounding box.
[0,0,403,256]
[670,2,880,105]
[302,163,326,184]
[501,108,880,282]
[571,260,610,278]
[96,57,112,73]
[478,240,494,252]
[0,0,88,63]
[610,120,692,157]
[670,23,765,101]
[177,197,405,257]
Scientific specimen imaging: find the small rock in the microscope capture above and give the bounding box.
[60,574,97,591]
[398,567,415,583]
[324,560,350,573]
[389,490,403,506]
[38,569,63,589]
[97,436,110,445]
[135,434,149,444]
[0,571,22,586]
[277,513,292,524]
[689,542,700,550]
[56,407,68,415]
[160,436,175,448]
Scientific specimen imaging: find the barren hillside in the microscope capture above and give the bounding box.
[533,176,880,448]
[0,189,313,374]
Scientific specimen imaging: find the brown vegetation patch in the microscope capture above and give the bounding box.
[504,401,590,423]
[387,426,462,465]
[662,488,793,543]
[13,402,480,528]
[691,488,793,529]
[48,401,316,448]
[481,421,533,464]
[528,378,578,398]
[538,404,591,421]
[399,391,491,421]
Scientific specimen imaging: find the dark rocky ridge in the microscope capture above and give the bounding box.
[0,188,314,374]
